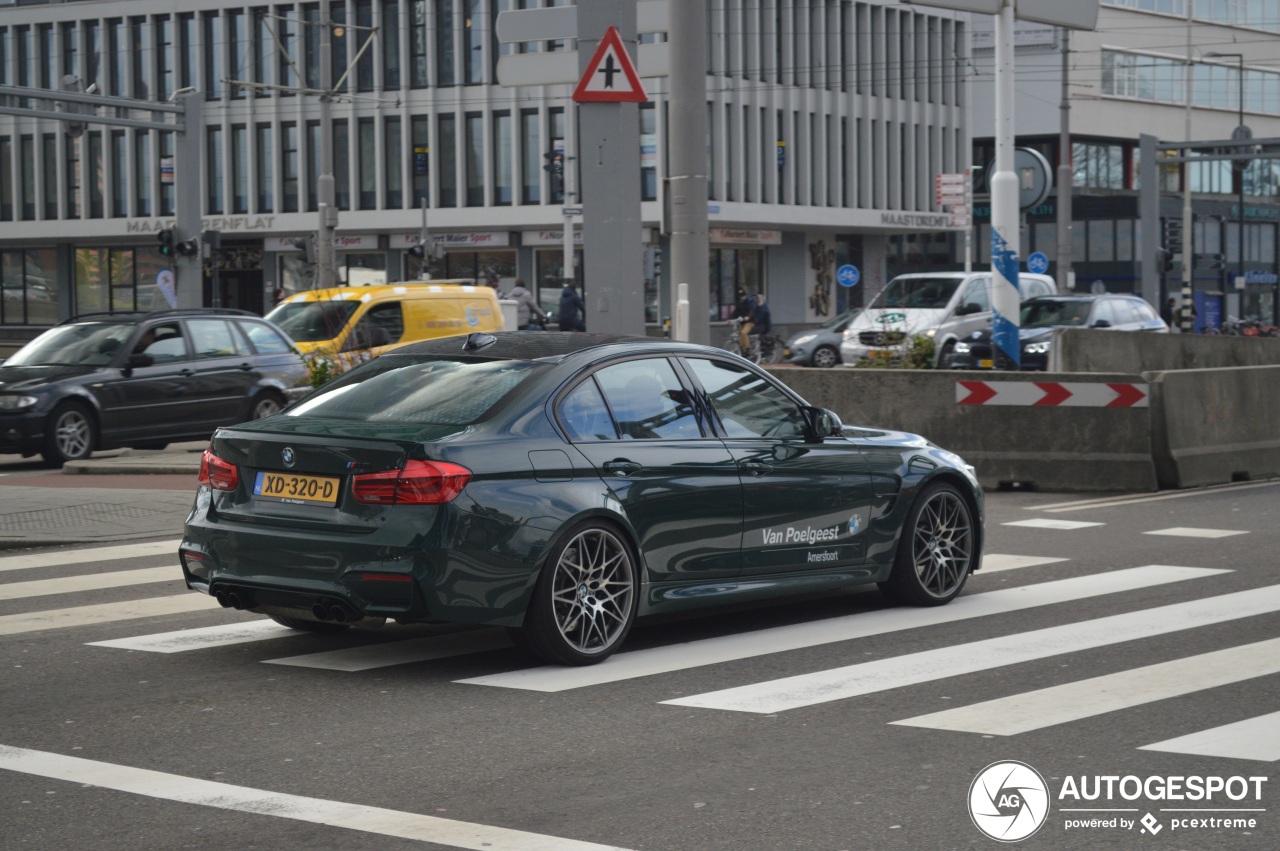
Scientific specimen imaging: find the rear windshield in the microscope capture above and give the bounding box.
[6,323,135,366]
[266,301,359,343]
[868,277,962,310]
[286,357,541,425]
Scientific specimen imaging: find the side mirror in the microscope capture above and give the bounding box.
[803,406,843,439]
[1092,319,1111,329]
[126,353,154,369]
[955,302,982,316]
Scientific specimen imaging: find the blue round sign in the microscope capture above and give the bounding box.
[1027,252,1050,275]
[837,264,860,288]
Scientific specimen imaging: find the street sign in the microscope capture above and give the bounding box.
[837,265,860,288]
[935,172,967,206]
[562,206,583,216]
[573,27,647,102]
[1027,251,1050,274]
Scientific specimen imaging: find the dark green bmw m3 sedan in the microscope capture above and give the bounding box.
[180,332,983,666]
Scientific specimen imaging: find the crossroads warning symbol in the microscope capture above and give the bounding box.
[572,26,648,103]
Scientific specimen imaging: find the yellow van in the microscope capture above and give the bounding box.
[266,281,505,359]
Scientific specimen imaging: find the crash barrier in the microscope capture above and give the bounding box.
[770,365,1280,491]
[1148,365,1280,489]
[1049,327,1280,373]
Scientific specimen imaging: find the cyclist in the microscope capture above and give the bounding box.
[732,289,756,354]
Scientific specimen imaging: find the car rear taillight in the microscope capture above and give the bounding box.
[351,459,471,505]
[198,448,240,491]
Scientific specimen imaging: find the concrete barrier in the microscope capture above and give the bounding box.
[1147,365,1280,489]
[1051,328,1280,373]
[770,368,1157,492]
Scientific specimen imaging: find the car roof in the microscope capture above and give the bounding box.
[1025,294,1138,303]
[281,282,491,303]
[61,308,260,325]
[388,331,714,363]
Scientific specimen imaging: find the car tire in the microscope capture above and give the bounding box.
[267,613,350,633]
[42,401,97,466]
[248,391,286,420]
[520,520,639,666]
[879,481,975,607]
[936,341,955,368]
[810,345,840,368]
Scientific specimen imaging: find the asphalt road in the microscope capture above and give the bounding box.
[1,482,1277,850]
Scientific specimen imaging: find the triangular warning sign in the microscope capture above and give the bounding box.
[572,26,648,103]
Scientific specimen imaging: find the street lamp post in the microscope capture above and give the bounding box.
[1207,52,1247,322]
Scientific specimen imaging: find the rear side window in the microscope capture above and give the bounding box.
[189,319,252,358]
[592,358,702,440]
[268,300,359,343]
[238,320,294,354]
[286,357,541,425]
[558,378,618,441]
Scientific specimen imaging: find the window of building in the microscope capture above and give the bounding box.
[228,10,247,98]
[253,9,274,96]
[1102,50,1184,105]
[304,4,321,88]
[257,124,274,212]
[385,116,403,208]
[2,247,59,326]
[549,107,565,203]
[131,17,151,99]
[1073,142,1126,190]
[411,0,429,86]
[107,20,126,97]
[207,126,224,214]
[331,3,348,93]
[438,113,457,207]
[65,135,81,220]
[274,7,295,96]
[411,115,429,205]
[178,14,196,90]
[520,109,540,204]
[156,17,174,101]
[358,117,377,209]
[231,124,248,213]
[204,12,223,98]
[40,134,56,220]
[110,131,127,218]
[383,0,402,89]
[159,132,174,216]
[465,112,485,206]
[134,131,151,217]
[335,119,351,210]
[641,104,657,202]
[493,111,512,205]
[60,22,78,80]
[88,133,103,218]
[282,122,299,212]
[465,0,484,85]
[436,0,455,86]
[356,0,375,91]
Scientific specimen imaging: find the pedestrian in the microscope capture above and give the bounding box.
[1161,296,1175,325]
[558,280,586,332]
[506,277,547,330]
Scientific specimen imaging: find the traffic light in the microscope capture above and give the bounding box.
[408,238,426,259]
[292,235,317,265]
[157,229,175,258]
[176,236,199,257]
[652,247,663,278]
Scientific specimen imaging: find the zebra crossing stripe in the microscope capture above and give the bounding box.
[263,628,511,671]
[0,567,180,601]
[458,566,1224,693]
[980,554,1070,573]
[0,595,216,636]
[1139,711,1280,762]
[0,745,632,851]
[661,583,1280,714]
[0,540,181,574]
[890,637,1280,735]
[89,619,294,652]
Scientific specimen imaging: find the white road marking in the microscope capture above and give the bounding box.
[263,629,511,671]
[0,539,181,573]
[0,566,180,601]
[980,554,1070,573]
[1033,479,1280,513]
[457,566,1224,693]
[0,595,217,636]
[891,637,1280,735]
[88,619,295,652]
[1002,519,1105,530]
[1139,711,1280,762]
[0,745,630,851]
[1143,527,1249,539]
[662,583,1280,714]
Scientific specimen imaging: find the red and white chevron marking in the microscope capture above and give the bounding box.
[956,380,1149,408]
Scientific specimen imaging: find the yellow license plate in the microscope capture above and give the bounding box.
[978,358,994,369]
[253,471,340,505]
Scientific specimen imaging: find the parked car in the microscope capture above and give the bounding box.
[783,308,862,367]
[266,281,504,361]
[0,309,309,465]
[839,272,1057,367]
[945,294,1169,370]
[180,332,984,667]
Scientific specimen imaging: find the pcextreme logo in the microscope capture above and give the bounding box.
[969,762,1269,842]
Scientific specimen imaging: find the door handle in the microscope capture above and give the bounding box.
[602,460,642,477]
[178,368,195,377]
[238,362,253,371]
[739,460,774,476]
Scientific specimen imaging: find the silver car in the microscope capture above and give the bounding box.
[783,308,862,368]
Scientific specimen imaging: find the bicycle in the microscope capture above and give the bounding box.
[723,318,783,365]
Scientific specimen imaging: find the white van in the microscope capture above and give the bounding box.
[838,271,1057,366]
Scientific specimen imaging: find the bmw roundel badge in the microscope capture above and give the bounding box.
[282,447,296,467]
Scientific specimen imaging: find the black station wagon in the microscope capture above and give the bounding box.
[181,333,984,666]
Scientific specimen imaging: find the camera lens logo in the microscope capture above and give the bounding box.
[968,760,1050,843]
